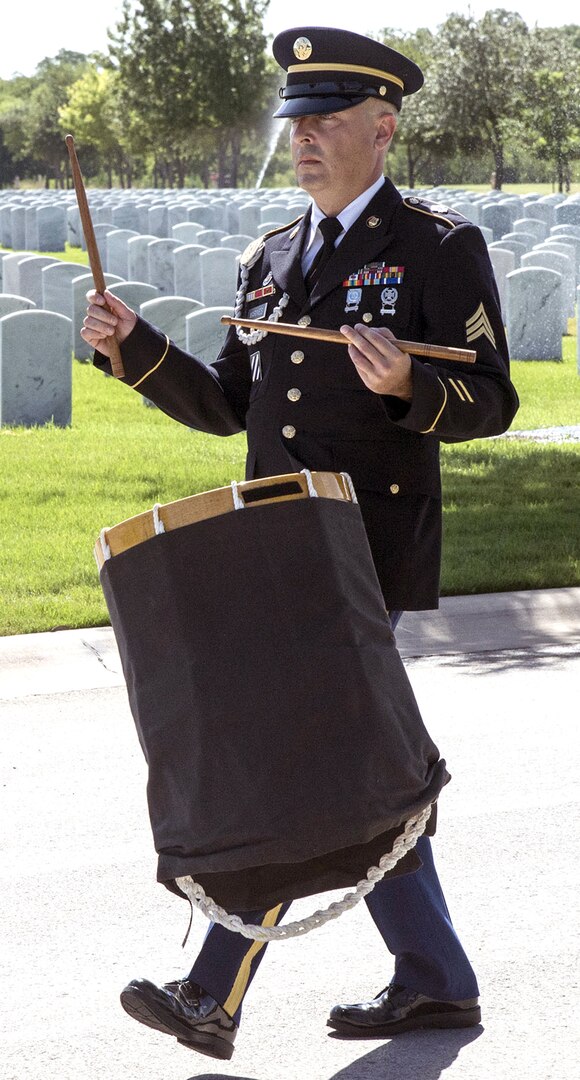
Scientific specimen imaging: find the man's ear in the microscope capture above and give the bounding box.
[375,112,397,152]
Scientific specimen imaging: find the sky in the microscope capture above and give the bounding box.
[0,0,576,81]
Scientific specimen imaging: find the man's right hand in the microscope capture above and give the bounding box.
[81,289,137,356]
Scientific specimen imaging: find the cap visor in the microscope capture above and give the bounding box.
[273,94,367,118]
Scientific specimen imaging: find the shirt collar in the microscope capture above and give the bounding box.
[307,175,385,250]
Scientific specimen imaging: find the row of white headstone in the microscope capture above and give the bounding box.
[1,185,579,427]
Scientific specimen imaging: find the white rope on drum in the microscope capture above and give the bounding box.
[176,802,431,942]
[230,480,245,510]
[300,468,318,498]
[152,504,166,534]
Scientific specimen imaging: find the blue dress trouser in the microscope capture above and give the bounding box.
[188,614,479,1025]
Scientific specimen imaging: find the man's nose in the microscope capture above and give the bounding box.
[292,117,314,141]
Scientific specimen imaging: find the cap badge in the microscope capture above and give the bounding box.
[366,216,381,228]
[379,86,387,96]
[293,36,313,61]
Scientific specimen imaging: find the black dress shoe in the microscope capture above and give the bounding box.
[328,982,481,1037]
[120,977,237,1060]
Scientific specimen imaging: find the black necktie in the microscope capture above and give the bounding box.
[305,216,342,293]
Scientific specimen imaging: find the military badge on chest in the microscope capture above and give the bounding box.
[342,264,405,316]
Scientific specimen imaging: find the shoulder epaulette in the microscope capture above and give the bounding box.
[240,215,305,268]
[403,196,467,230]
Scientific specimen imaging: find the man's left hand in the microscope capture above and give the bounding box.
[340,324,413,401]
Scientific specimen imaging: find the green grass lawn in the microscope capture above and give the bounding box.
[1,341,579,635]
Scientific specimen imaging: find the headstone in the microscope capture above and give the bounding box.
[25,206,39,250]
[0,294,36,317]
[0,310,72,426]
[67,205,82,247]
[0,203,18,247]
[506,268,562,360]
[106,228,139,279]
[196,229,228,246]
[17,256,59,307]
[2,252,36,295]
[488,239,526,268]
[72,272,123,360]
[42,261,91,316]
[514,217,547,243]
[148,204,170,238]
[107,281,160,313]
[542,239,580,281]
[550,224,580,241]
[488,247,515,318]
[173,244,205,300]
[199,248,239,306]
[478,225,493,244]
[127,234,158,282]
[112,202,140,231]
[555,201,580,228]
[521,250,573,329]
[147,238,181,294]
[574,285,578,378]
[480,203,512,240]
[185,305,234,366]
[91,223,115,264]
[220,234,255,253]
[523,201,555,228]
[140,296,203,351]
[237,203,262,236]
[37,205,67,252]
[10,206,27,249]
[499,231,536,253]
[172,222,205,245]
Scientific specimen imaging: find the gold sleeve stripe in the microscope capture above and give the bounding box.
[223,904,283,1017]
[449,378,466,401]
[129,335,170,389]
[420,376,448,434]
[457,379,474,403]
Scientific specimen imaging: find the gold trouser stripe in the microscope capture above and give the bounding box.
[223,904,283,1018]
[449,377,465,401]
[130,335,170,389]
[420,376,448,434]
[457,379,474,403]
[288,62,404,90]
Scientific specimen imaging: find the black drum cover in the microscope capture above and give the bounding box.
[100,492,449,910]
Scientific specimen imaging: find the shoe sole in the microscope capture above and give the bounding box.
[120,988,235,1060]
[327,1005,481,1037]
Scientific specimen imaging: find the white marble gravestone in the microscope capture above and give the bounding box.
[506,267,562,361]
[185,305,234,366]
[0,310,72,426]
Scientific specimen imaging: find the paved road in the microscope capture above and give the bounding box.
[1,590,579,1080]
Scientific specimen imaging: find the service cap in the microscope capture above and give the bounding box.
[273,26,424,117]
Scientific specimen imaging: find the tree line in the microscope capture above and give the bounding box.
[0,4,579,192]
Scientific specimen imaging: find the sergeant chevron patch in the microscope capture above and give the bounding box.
[466,302,496,348]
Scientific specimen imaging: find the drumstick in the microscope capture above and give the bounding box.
[65,134,125,379]
[221,316,476,364]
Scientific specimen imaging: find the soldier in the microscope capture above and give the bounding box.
[83,25,518,1063]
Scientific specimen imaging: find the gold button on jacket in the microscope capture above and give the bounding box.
[282,424,296,439]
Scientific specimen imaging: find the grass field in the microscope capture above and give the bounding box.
[1,336,579,635]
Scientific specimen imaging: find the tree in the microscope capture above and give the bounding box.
[109,0,272,187]
[59,66,137,187]
[23,51,92,186]
[524,30,580,191]
[428,10,532,189]
[379,27,455,188]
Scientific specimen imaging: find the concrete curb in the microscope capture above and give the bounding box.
[1,588,578,700]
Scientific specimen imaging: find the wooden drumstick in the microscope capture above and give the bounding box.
[65,134,125,379]
[221,316,476,364]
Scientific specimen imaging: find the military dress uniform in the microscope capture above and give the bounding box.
[97,178,518,1028]
[107,23,520,1059]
